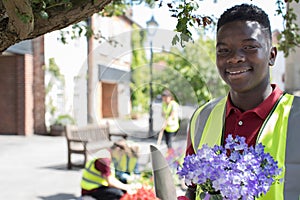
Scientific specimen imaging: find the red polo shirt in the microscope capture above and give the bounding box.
[186,84,283,155]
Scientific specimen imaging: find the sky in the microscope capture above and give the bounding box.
[132,0,285,33]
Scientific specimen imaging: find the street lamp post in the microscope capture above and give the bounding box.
[149,40,154,137]
[146,15,158,137]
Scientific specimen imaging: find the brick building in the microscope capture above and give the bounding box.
[0,13,137,135]
[0,38,46,135]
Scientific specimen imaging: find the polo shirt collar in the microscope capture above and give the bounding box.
[225,84,283,119]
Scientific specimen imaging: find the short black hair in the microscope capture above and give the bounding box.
[217,4,271,40]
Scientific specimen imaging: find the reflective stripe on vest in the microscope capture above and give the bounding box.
[114,154,137,173]
[80,159,109,191]
[285,96,300,199]
[114,153,127,172]
[163,100,180,132]
[190,94,300,200]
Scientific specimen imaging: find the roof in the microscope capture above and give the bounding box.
[6,40,33,55]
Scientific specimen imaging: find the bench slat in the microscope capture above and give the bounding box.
[65,123,127,169]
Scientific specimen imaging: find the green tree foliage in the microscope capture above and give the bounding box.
[153,35,228,105]
[44,58,65,122]
[0,0,111,52]
[130,24,149,113]
[276,0,300,56]
[167,0,300,57]
[1,0,300,57]
[100,0,129,16]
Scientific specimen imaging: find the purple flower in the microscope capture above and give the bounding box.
[177,134,282,200]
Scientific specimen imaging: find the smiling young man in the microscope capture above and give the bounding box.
[184,4,300,200]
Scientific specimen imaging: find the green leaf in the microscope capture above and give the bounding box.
[172,35,180,46]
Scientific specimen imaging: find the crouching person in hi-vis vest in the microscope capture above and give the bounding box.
[81,148,135,200]
[184,4,300,200]
[111,140,140,184]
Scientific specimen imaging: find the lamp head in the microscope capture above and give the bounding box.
[146,15,159,36]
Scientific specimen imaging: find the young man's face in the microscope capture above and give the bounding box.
[216,20,277,93]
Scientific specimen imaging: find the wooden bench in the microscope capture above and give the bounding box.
[65,122,128,169]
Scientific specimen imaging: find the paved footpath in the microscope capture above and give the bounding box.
[0,117,188,200]
[0,135,81,200]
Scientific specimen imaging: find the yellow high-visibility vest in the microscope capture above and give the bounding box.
[189,94,300,199]
[113,153,137,173]
[162,100,180,132]
[81,158,110,191]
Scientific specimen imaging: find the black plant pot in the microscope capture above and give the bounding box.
[50,124,65,136]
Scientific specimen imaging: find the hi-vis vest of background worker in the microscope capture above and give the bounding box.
[111,140,139,175]
[81,158,114,191]
[113,152,137,174]
[162,100,180,132]
[189,93,300,200]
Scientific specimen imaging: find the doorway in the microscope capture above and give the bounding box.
[102,82,118,118]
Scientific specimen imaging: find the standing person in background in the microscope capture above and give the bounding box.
[161,89,180,151]
[184,4,300,200]
[81,149,134,200]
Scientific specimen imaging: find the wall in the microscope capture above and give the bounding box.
[0,55,18,134]
[45,14,134,126]
[32,36,47,134]
[285,2,300,93]
[44,24,88,127]
[93,15,132,119]
[0,54,34,135]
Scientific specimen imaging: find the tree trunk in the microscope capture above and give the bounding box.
[0,0,113,52]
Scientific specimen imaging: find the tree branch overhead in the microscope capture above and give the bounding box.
[0,0,113,52]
